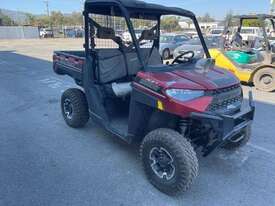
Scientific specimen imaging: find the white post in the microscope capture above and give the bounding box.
[271,0,275,15]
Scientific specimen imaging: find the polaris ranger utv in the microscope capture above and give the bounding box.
[53,0,255,195]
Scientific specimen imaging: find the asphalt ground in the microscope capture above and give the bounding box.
[0,39,275,206]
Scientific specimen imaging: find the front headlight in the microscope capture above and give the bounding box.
[166,89,204,102]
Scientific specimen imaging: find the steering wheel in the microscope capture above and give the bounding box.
[172,51,195,64]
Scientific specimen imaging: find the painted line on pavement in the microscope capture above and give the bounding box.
[248,143,275,156]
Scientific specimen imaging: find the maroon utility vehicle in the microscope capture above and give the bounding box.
[53,0,255,195]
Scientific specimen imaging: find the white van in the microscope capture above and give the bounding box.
[208,28,224,37]
[240,27,262,41]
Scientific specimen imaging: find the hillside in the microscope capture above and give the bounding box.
[0,8,28,25]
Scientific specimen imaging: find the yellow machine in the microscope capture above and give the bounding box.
[210,14,275,92]
[209,48,252,82]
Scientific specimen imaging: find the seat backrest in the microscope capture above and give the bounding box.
[96,47,162,83]
[126,47,162,75]
[96,49,127,84]
[232,32,243,48]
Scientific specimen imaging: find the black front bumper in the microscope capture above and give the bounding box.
[191,91,255,156]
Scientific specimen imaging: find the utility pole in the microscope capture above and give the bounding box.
[44,0,50,17]
[43,0,51,29]
[80,0,85,11]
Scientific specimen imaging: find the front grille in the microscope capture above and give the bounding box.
[207,84,243,114]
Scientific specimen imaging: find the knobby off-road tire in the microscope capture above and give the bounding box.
[140,128,199,196]
[253,67,275,92]
[61,88,89,128]
[222,125,251,150]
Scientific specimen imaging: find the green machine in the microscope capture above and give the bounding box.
[225,51,258,65]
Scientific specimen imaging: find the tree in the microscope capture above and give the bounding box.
[24,10,84,28]
[243,19,263,27]
[63,12,83,26]
[0,11,16,26]
[224,10,233,23]
[161,16,181,32]
[50,11,64,27]
[198,13,215,22]
[26,13,37,26]
[223,10,237,27]
[36,16,50,27]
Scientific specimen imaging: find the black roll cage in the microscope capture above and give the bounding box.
[83,0,211,74]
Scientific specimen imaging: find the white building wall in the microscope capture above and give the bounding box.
[189,22,220,30]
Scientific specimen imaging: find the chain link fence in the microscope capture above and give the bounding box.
[0,26,39,39]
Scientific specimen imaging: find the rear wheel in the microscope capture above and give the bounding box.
[222,125,251,150]
[61,88,89,128]
[253,67,275,92]
[162,49,170,60]
[140,128,198,196]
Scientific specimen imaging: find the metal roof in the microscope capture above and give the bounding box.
[84,0,194,17]
[233,14,275,20]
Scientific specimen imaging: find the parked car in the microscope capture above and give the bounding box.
[208,28,224,37]
[39,28,54,38]
[122,29,143,43]
[64,28,84,38]
[173,36,222,59]
[240,27,263,41]
[159,33,190,59]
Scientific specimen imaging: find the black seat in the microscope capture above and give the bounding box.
[231,32,243,48]
[96,47,162,83]
[94,25,162,84]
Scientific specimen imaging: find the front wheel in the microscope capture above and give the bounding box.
[162,49,170,60]
[140,128,198,196]
[61,88,89,128]
[253,67,275,92]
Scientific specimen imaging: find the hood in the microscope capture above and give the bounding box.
[172,67,239,90]
[175,44,202,53]
[138,64,239,91]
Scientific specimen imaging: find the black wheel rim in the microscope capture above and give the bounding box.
[149,147,176,181]
[63,98,73,120]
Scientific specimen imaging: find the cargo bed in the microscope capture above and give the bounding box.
[53,51,85,85]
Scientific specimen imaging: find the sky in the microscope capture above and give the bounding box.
[0,0,270,20]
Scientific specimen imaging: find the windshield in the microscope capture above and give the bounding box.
[135,15,208,66]
[88,11,208,68]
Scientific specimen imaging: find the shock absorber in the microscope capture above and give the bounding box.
[178,119,191,137]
